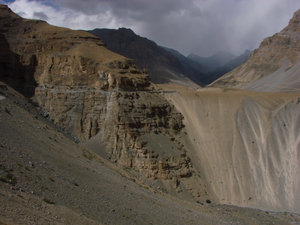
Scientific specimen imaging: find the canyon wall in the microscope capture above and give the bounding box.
[0,5,208,201]
[2,4,300,213]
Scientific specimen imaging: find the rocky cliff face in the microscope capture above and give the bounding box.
[35,86,193,181]
[0,5,207,199]
[211,9,300,91]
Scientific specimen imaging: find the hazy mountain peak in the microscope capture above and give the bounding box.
[211,8,300,92]
[213,50,235,58]
[187,51,236,72]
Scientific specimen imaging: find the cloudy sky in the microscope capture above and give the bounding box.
[2,0,300,56]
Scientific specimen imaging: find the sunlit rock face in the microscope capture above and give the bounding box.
[0,4,208,201]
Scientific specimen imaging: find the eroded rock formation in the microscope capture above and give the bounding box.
[0,5,206,199]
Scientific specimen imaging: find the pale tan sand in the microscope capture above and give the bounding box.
[161,84,300,213]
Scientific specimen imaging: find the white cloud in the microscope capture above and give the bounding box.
[7,0,121,30]
[5,0,300,56]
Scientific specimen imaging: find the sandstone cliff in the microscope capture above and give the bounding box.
[0,5,208,201]
[211,9,300,92]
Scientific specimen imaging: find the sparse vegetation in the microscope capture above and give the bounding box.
[82,150,94,160]
[0,172,17,186]
[48,177,55,182]
[0,165,17,186]
[43,198,55,204]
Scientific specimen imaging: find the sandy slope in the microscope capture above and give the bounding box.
[1,85,299,224]
[245,59,300,93]
[162,84,300,213]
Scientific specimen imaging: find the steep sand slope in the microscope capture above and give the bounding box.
[245,59,300,92]
[163,85,300,213]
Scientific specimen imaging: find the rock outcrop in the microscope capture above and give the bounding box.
[211,9,300,92]
[35,86,193,181]
[0,5,206,199]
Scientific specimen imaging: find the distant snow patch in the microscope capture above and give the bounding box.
[0,95,6,100]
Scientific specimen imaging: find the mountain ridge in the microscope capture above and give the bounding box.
[1,4,300,224]
[188,50,251,84]
[211,9,300,92]
[187,51,235,71]
[89,27,201,87]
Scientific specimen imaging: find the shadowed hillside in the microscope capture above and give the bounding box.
[89,28,205,87]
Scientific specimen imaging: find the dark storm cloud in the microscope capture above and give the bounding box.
[56,0,188,15]
[55,0,197,24]
[7,0,300,56]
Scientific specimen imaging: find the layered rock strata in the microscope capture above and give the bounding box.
[0,5,202,195]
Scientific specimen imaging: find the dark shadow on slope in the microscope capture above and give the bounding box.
[89,28,207,86]
[0,33,37,97]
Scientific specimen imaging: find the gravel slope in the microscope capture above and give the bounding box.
[1,84,299,224]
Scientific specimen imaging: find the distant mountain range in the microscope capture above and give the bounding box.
[89,28,250,86]
[211,9,300,92]
[187,50,251,84]
[89,28,200,86]
[188,51,235,72]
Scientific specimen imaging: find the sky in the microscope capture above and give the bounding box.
[2,0,300,57]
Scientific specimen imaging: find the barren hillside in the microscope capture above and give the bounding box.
[1,4,300,224]
[162,84,300,213]
[0,4,208,202]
